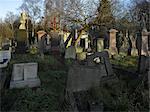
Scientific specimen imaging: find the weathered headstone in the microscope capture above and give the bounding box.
[141,28,150,56]
[37,30,47,58]
[97,38,104,52]
[66,51,113,92]
[109,29,118,56]
[65,46,76,59]
[10,63,41,88]
[138,56,149,73]
[120,32,129,56]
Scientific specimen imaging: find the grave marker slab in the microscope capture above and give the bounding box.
[10,63,41,88]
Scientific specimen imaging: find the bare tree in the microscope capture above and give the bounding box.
[19,0,43,29]
[4,11,18,38]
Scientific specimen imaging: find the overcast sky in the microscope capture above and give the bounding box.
[0,0,131,20]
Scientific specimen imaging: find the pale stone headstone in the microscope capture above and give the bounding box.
[97,38,104,52]
[24,63,38,80]
[109,29,118,56]
[141,28,150,56]
[10,63,41,88]
[12,63,24,81]
[65,46,76,59]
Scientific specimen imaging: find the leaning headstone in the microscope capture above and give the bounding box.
[109,29,118,56]
[66,51,113,92]
[10,63,41,88]
[67,65,102,92]
[86,51,113,76]
[141,28,150,56]
[65,46,76,59]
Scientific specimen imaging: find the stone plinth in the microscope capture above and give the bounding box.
[10,63,41,89]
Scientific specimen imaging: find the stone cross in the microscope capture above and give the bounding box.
[130,34,138,56]
[141,28,150,56]
[109,29,118,56]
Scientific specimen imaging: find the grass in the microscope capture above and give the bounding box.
[1,54,149,111]
[1,53,68,111]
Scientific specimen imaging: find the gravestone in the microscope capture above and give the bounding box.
[65,46,76,59]
[97,38,104,52]
[66,51,113,92]
[130,35,138,56]
[37,30,47,58]
[148,57,150,110]
[10,63,41,88]
[141,28,150,56]
[16,12,28,53]
[86,51,113,76]
[138,56,149,73]
[120,33,129,56]
[109,29,118,56]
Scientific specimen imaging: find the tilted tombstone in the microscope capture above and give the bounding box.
[10,63,41,88]
[109,29,118,56]
[86,51,113,76]
[66,51,113,92]
[141,28,150,56]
